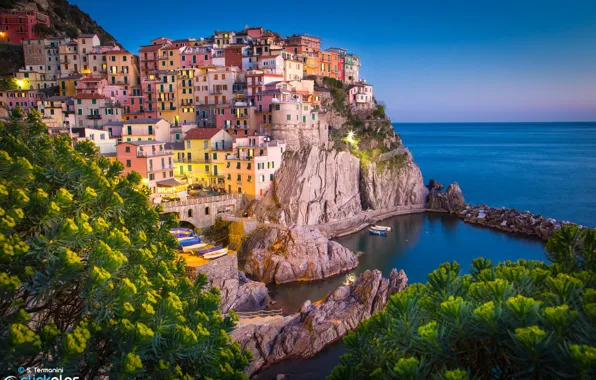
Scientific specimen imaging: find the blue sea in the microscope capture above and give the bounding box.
[255,122,596,380]
[395,122,596,227]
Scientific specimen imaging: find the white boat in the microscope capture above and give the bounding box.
[371,225,392,231]
[182,243,208,252]
[203,248,228,259]
[369,227,387,236]
[178,236,197,242]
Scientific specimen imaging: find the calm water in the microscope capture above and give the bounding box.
[255,122,595,379]
[396,122,596,227]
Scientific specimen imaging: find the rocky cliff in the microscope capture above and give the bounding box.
[241,226,358,284]
[186,254,270,313]
[231,269,408,376]
[2,0,118,44]
[254,144,426,226]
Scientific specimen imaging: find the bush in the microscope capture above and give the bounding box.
[0,110,250,378]
[330,226,596,379]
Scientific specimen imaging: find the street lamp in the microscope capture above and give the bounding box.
[16,80,24,89]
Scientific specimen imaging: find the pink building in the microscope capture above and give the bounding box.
[181,46,212,68]
[116,140,177,197]
[0,89,43,111]
[215,103,258,131]
[0,9,50,44]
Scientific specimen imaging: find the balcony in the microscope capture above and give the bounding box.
[137,149,173,158]
[86,114,102,120]
[209,89,223,95]
[175,158,211,164]
[148,165,174,173]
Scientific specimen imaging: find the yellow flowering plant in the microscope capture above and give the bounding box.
[0,111,250,378]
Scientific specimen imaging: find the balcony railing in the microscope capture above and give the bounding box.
[137,149,173,158]
[148,165,174,173]
[209,89,223,95]
[86,114,102,119]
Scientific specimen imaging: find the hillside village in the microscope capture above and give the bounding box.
[0,8,382,205]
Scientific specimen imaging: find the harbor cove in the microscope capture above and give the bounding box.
[1,1,595,379]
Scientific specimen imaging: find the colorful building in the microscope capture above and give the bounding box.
[116,140,178,198]
[344,54,360,84]
[0,89,42,112]
[174,128,233,188]
[224,135,286,198]
[0,9,51,44]
[74,93,123,129]
[107,50,140,89]
[38,96,75,131]
[347,82,375,110]
[320,50,341,80]
[120,118,171,142]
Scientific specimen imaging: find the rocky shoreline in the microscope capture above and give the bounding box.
[426,180,585,240]
[231,269,408,376]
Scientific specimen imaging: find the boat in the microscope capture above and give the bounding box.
[169,228,196,238]
[198,245,223,255]
[371,225,392,231]
[178,235,197,242]
[369,227,387,236]
[182,243,208,252]
[178,237,202,250]
[204,247,229,259]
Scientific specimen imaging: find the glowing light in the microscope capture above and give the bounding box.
[345,130,356,145]
[16,80,24,88]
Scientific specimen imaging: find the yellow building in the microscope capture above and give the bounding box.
[173,128,233,189]
[176,68,195,124]
[58,74,84,96]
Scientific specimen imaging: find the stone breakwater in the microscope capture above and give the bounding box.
[231,269,408,376]
[426,180,584,241]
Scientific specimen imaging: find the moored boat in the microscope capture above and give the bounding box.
[203,247,228,259]
[178,236,202,250]
[369,227,387,236]
[371,225,392,231]
[182,243,208,252]
[198,245,223,255]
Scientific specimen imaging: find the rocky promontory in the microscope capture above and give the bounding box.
[231,269,408,376]
[241,226,358,284]
[427,180,583,240]
[254,144,427,226]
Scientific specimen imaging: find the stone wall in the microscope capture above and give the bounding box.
[161,195,242,229]
[270,122,329,151]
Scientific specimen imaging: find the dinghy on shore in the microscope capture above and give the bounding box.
[198,245,223,255]
[182,243,208,252]
[204,247,228,259]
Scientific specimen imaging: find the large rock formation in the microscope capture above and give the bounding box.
[427,181,466,212]
[242,226,358,284]
[186,254,270,313]
[360,148,428,210]
[254,144,427,226]
[231,269,408,376]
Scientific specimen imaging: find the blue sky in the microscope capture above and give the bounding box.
[71,0,596,122]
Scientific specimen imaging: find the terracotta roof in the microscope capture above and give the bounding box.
[139,45,166,52]
[185,127,224,140]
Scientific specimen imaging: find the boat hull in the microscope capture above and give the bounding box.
[204,248,228,259]
[182,243,208,252]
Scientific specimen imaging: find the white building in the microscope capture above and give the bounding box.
[74,93,123,129]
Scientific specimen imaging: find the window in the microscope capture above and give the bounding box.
[77,99,81,104]
[237,174,241,181]
[286,114,291,121]
[186,140,191,148]
[125,146,130,152]
[188,165,192,172]
[77,109,82,115]
[187,209,193,217]
[125,160,131,167]
[149,173,155,180]
[205,207,210,216]
[203,141,208,149]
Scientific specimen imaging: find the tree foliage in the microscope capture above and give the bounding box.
[330,226,596,379]
[0,110,250,378]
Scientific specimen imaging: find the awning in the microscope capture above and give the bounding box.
[157,178,186,187]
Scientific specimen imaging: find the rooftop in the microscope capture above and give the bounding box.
[185,127,224,140]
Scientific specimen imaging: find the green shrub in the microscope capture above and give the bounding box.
[0,110,250,378]
[330,226,596,379]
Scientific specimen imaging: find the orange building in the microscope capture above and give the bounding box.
[320,50,341,80]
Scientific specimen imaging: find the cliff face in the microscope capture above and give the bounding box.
[241,226,358,284]
[254,144,426,226]
[231,269,408,376]
[256,146,363,225]
[360,148,428,210]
